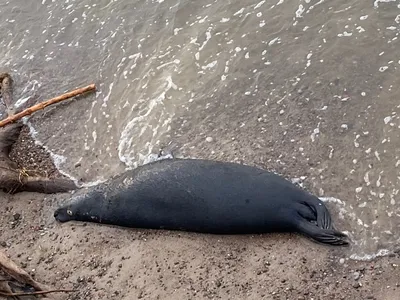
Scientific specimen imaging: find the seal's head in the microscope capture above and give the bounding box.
[54,205,76,222]
[54,191,105,223]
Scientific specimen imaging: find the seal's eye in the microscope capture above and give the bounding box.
[67,209,73,216]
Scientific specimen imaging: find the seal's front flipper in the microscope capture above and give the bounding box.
[296,218,349,246]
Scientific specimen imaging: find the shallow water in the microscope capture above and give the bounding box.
[0,0,399,260]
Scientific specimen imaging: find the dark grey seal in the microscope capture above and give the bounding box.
[54,158,348,246]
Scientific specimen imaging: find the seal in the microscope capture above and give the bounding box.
[54,158,348,246]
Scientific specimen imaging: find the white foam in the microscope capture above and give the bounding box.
[374,0,397,8]
[254,1,266,9]
[295,5,305,18]
[118,76,177,167]
[14,96,31,108]
[142,152,174,165]
[319,196,345,205]
[23,119,105,188]
[268,37,280,46]
[233,8,245,16]
[14,80,41,108]
[201,60,217,70]
[199,29,212,51]
[349,249,391,261]
[156,59,180,70]
[102,82,114,107]
[319,196,396,261]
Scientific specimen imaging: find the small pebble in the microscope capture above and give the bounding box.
[205,137,214,143]
[353,271,360,280]
[384,116,392,124]
[339,258,345,264]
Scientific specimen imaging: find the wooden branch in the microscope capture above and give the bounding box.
[0,250,47,292]
[0,83,96,127]
[0,280,13,295]
[0,289,75,297]
[22,176,77,194]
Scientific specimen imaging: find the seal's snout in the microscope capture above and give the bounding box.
[54,207,72,223]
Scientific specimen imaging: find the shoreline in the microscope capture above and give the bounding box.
[11,122,399,263]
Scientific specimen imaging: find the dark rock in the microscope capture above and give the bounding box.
[13,213,21,221]
[352,282,361,289]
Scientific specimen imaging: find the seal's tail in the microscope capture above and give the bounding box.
[295,197,348,246]
[296,219,349,246]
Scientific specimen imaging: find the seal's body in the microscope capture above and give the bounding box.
[54,159,348,246]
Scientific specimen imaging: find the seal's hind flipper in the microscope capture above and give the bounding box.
[302,197,332,230]
[295,203,317,222]
[295,218,349,246]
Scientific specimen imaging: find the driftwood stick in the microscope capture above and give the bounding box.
[0,251,47,292]
[0,280,13,295]
[0,83,96,127]
[0,289,75,297]
[22,176,78,194]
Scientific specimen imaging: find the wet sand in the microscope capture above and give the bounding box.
[0,122,399,300]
